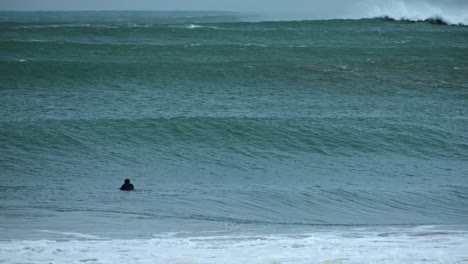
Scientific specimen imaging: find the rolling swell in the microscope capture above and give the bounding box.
[1,117,467,165]
[4,180,467,226]
[169,187,468,225]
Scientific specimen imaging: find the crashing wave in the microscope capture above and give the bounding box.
[358,0,468,26]
[376,15,466,26]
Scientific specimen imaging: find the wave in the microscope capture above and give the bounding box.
[375,15,467,26]
[184,23,219,30]
[37,230,104,240]
[8,183,468,226]
[2,226,468,263]
[236,1,468,26]
[166,187,468,226]
[356,0,468,26]
[2,117,467,164]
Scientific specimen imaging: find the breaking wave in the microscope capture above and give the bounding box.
[358,0,468,26]
[376,15,461,26]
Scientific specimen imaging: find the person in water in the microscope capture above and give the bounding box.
[120,179,134,191]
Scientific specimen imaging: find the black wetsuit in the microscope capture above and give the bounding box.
[120,183,134,191]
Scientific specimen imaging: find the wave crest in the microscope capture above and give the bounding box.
[376,15,465,26]
[359,0,468,26]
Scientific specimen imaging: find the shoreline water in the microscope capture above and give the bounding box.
[2,225,468,263]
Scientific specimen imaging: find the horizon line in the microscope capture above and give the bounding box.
[0,10,238,12]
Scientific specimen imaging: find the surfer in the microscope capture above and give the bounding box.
[120,179,134,191]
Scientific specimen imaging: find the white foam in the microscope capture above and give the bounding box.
[1,226,467,264]
[37,230,104,240]
[183,24,219,30]
[187,24,202,29]
[184,43,201,48]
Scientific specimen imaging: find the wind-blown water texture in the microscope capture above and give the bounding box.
[0,11,468,263]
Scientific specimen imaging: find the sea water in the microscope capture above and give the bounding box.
[0,11,467,263]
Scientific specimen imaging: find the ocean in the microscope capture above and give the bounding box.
[0,11,467,263]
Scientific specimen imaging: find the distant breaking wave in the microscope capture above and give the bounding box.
[374,15,466,26]
[356,0,468,26]
[254,1,467,26]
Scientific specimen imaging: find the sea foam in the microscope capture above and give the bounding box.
[1,226,467,264]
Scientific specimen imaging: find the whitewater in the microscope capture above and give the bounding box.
[337,0,468,26]
[0,9,467,264]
